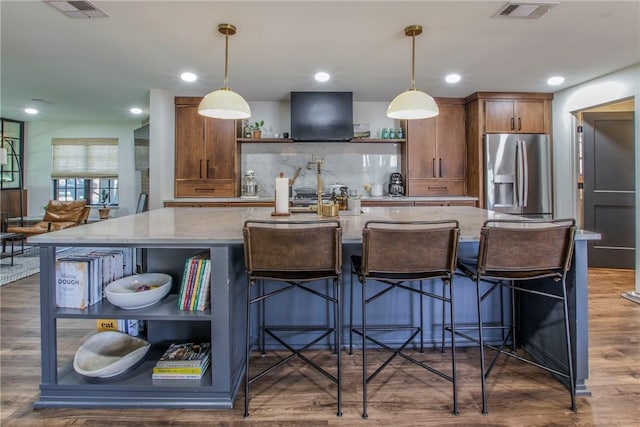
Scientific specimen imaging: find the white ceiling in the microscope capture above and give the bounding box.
[1,0,639,123]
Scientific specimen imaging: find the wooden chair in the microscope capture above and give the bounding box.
[7,200,90,237]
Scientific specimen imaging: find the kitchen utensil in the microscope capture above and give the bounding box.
[371,184,383,197]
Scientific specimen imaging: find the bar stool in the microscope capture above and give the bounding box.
[242,219,343,417]
[456,218,577,414]
[350,220,460,418]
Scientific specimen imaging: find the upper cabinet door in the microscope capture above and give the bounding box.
[435,102,465,180]
[175,104,205,180]
[514,100,545,133]
[484,100,515,133]
[204,118,236,180]
[484,99,546,133]
[405,118,437,179]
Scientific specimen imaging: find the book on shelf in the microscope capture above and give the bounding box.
[151,373,204,380]
[155,342,211,368]
[55,259,91,309]
[151,357,211,379]
[152,366,207,375]
[55,247,135,309]
[177,251,211,311]
[96,318,145,337]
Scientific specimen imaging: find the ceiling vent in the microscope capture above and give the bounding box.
[44,1,109,19]
[492,1,558,19]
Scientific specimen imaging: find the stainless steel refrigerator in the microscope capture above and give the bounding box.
[484,133,552,218]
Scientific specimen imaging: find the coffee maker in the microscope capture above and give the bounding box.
[388,173,404,196]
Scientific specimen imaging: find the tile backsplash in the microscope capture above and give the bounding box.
[241,142,402,197]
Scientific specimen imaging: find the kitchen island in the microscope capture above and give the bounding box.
[30,206,598,409]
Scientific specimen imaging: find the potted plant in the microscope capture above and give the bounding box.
[97,189,111,219]
[250,120,264,139]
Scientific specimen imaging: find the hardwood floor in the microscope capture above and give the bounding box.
[1,269,638,426]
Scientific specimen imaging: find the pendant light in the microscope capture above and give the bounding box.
[198,23,251,119]
[386,25,439,120]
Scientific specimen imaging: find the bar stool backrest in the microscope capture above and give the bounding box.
[478,219,576,275]
[243,220,342,275]
[362,220,460,276]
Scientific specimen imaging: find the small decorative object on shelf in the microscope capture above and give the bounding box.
[353,123,371,139]
[243,120,252,138]
[250,120,264,139]
[73,331,151,379]
[97,189,110,219]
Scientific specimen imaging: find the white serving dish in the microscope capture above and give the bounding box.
[73,331,150,378]
[105,273,172,309]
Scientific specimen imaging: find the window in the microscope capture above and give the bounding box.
[51,138,119,206]
[0,118,23,190]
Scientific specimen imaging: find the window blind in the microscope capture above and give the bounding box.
[52,138,118,178]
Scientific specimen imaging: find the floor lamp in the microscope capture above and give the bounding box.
[0,137,24,227]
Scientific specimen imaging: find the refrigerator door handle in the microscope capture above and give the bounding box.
[521,140,528,207]
[515,140,524,207]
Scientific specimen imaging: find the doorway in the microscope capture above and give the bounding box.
[580,102,635,269]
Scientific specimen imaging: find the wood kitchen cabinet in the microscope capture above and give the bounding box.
[175,97,239,197]
[465,92,553,207]
[484,98,546,133]
[401,98,466,196]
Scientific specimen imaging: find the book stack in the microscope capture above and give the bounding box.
[152,342,211,380]
[55,247,134,309]
[177,251,211,311]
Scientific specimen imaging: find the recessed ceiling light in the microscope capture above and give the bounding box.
[314,72,330,82]
[24,108,38,114]
[445,74,461,84]
[130,107,143,114]
[547,76,565,86]
[181,72,197,82]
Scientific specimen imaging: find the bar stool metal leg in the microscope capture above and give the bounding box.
[476,277,488,415]
[244,279,252,418]
[336,276,343,417]
[449,279,458,415]
[562,278,577,412]
[361,277,368,419]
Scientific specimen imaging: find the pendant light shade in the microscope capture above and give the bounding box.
[198,23,251,120]
[199,88,251,119]
[387,25,439,120]
[387,89,439,119]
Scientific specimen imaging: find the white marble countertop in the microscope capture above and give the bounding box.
[165,195,479,203]
[29,206,599,246]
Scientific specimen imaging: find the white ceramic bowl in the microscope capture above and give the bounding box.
[73,331,150,378]
[105,273,172,309]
